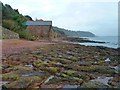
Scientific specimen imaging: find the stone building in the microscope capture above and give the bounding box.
[26,19,52,39]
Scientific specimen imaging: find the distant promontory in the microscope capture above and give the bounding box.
[53,26,95,37]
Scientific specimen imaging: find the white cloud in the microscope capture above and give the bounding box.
[15,5,32,15]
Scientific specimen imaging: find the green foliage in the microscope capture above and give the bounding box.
[2,14,27,32]
[2,20,19,32]
[2,2,33,40]
[25,15,33,21]
[2,4,16,19]
[13,14,27,28]
[17,30,35,41]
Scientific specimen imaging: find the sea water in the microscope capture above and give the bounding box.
[79,36,119,49]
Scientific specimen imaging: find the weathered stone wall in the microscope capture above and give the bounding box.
[1,27,19,39]
[49,28,58,39]
[27,25,51,38]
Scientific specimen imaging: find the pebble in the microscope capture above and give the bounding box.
[105,58,111,62]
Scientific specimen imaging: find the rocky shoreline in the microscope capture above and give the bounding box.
[1,38,120,89]
[63,37,107,43]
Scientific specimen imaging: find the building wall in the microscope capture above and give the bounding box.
[50,28,58,39]
[27,25,51,38]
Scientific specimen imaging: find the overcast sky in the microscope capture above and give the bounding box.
[1,0,119,36]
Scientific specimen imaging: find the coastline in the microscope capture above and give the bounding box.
[64,37,119,49]
[63,37,107,44]
[1,38,119,89]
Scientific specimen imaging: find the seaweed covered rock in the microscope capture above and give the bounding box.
[108,76,120,87]
[81,81,109,88]
[2,72,20,81]
[4,76,42,88]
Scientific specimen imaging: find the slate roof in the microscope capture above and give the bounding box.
[25,21,52,26]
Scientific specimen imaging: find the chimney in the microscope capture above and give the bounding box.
[36,19,43,21]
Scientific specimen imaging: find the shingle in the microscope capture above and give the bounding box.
[25,21,52,26]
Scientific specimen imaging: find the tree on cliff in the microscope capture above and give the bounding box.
[1,2,34,40]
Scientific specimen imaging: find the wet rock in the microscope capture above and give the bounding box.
[44,76,54,84]
[78,61,91,66]
[105,58,111,62]
[63,85,80,89]
[92,61,99,65]
[87,74,96,80]
[63,70,77,76]
[68,57,79,61]
[8,55,20,61]
[108,80,117,87]
[118,82,120,88]
[36,51,42,55]
[0,81,9,87]
[2,72,20,81]
[57,49,62,52]
[2,57,7,61]
[2,85,8,89]
[56,62,62,65]
[2,41,118,88]
[91,76,113,86]
[65,65,74,70]
[2,65,11,73]
[67,56,73,59]
[46,76,61,84]
[109,55,120,61]
[94,55,99,58]
[25,64,33,68]
[110,65,119,74]
[4,76,42,88]
[59,59,72,64]
[41,84,62,89]
[13,65,32,71]
[46,67,59,74]
[21,70,48,77]
[58,55,63,58]
[94,66,116,74]
[43,57,50,62]
[33,60,48,68]
[50,50,54,52]
[61,77,83,84]
[81,81,109,88]
[108,76,120,87]
[66,51,75,56]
